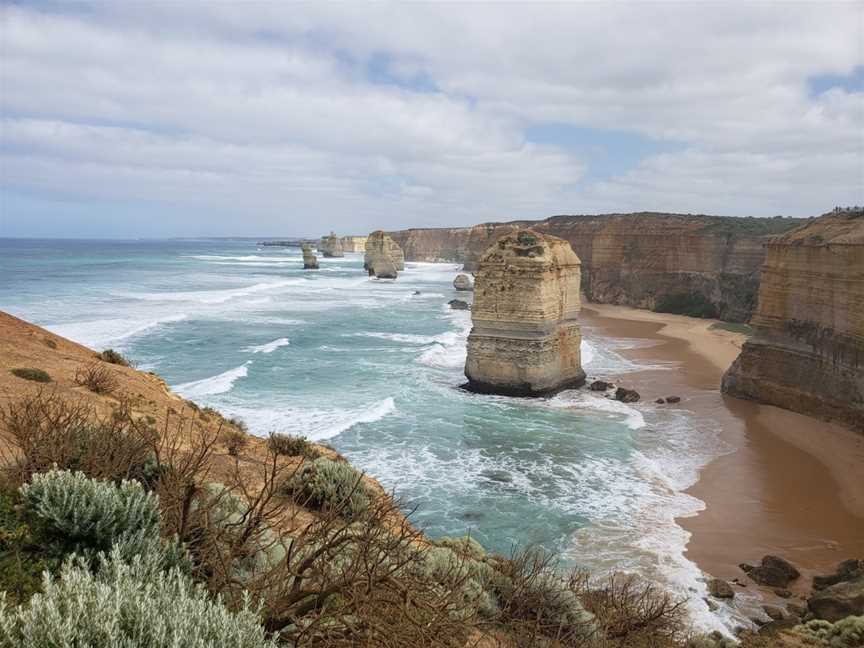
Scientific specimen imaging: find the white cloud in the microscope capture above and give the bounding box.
[0,2,861,236]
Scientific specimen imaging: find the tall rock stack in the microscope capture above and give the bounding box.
[464,230,586,396]
[320,232,345,258]
[364,230,402,279]
[301,244,319,270]
[722,210,864,431]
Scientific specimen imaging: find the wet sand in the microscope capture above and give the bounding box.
[581,303,864,597]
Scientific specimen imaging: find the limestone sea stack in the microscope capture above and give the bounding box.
[364,230,404,278]
[453,274,473,291]
[722,209,864,431]
[464,230,586,395]
[319,232,345,258]
[301,244,319,270]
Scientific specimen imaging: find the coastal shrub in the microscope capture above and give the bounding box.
[795,616,864,647]
[654,292,719,319]
[9,368,50,383]
[267,433,320,459]
[222,428,249,457]
[285,457,372,519]
[435,535,487,562]
[74,362,118,394]
[228,416,248,433]
[0,489,61,605]
[96,348,130,366]
[0,550,278,648]
[20,469,161,561]
[0,392,156,485]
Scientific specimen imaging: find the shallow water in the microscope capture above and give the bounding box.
[0,237,737,632]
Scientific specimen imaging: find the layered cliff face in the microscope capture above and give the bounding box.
[465,230,585,396]
[390,213,804,323]
[722,212,864,431]
[340,236,367,253]
[363,231,402,279]
[319,232,344,258]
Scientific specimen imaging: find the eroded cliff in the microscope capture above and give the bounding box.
[722,211,864,431]
[390,213,804,322]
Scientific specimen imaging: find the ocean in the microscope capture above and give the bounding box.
[0,237,737,632]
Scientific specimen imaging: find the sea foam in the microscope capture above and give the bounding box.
[175,363,249,398]
[244,337,290,354]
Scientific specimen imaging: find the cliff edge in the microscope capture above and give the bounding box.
[721,211,864,432]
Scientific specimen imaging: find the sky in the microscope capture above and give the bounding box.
[1,1,863,238]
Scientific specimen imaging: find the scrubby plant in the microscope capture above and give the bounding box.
[229,417,248,433]
[9,368,50,383]
[435,535,487,562]
[795,616,864,647]
[20,469,161,561]
[0,393,157,486]
[285,457,372,520]
[75,362,118,394]
[96,348,130,366]
[222,428,249,457]
[0,549,278,648]
[267,433,320,459]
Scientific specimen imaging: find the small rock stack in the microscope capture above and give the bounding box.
[464,230,585,395]
[364,231,404,279]
[319,232,345,258]
[453,274,473,291]
[301,244,319,270]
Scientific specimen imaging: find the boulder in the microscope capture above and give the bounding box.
[708,578,735,599]
[807,576,864,622]
[453,274,473,291]
[762,605,785,621]
[740,556,800,588]
[448,299,470,311]
[589,380,611,391]
[464,229,585,396]
[615,387,641,403]
[301,244,319,270]
[656,398,666,404]
[813,559,863,590]
[665,395,681,403]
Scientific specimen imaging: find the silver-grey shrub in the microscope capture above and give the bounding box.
[0,549,278,648]
[286,457,372,519]
[20,468,160,559]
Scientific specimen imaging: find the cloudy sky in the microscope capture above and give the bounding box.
[1,1,862,238]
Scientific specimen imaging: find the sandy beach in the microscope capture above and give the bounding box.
[581,303,864,599]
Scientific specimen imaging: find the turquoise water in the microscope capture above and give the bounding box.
[0,237,733,631]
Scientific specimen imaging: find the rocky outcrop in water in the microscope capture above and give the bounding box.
[340,236,367,253]
[389,213,806,323]
[464,230,585,396]
[319,232,345,257]
[364,231,402,279]
[301,244,319,270]
[453,274,473,291]
[722,211,864,431]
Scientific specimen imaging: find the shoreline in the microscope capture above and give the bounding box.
[580,303,864,601]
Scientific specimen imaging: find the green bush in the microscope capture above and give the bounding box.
[96,349,130,366]
[9,368,51,383]
[267,433,321,459]
[0,550,278,648]
[795,616,864,647]
[20,469,160,560]
[654,292,719,319]
[285,457,372,519]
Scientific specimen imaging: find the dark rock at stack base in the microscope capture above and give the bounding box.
[708,578,735,599]
[614,387,640,403]
[589,380,611,391]
[656,398,665,404]
[813,559,863,590]
[448,299,470,311]
[453,274,473,291]
[808,576,864,622]
[739,555,801,588]
[665,395,681,403]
